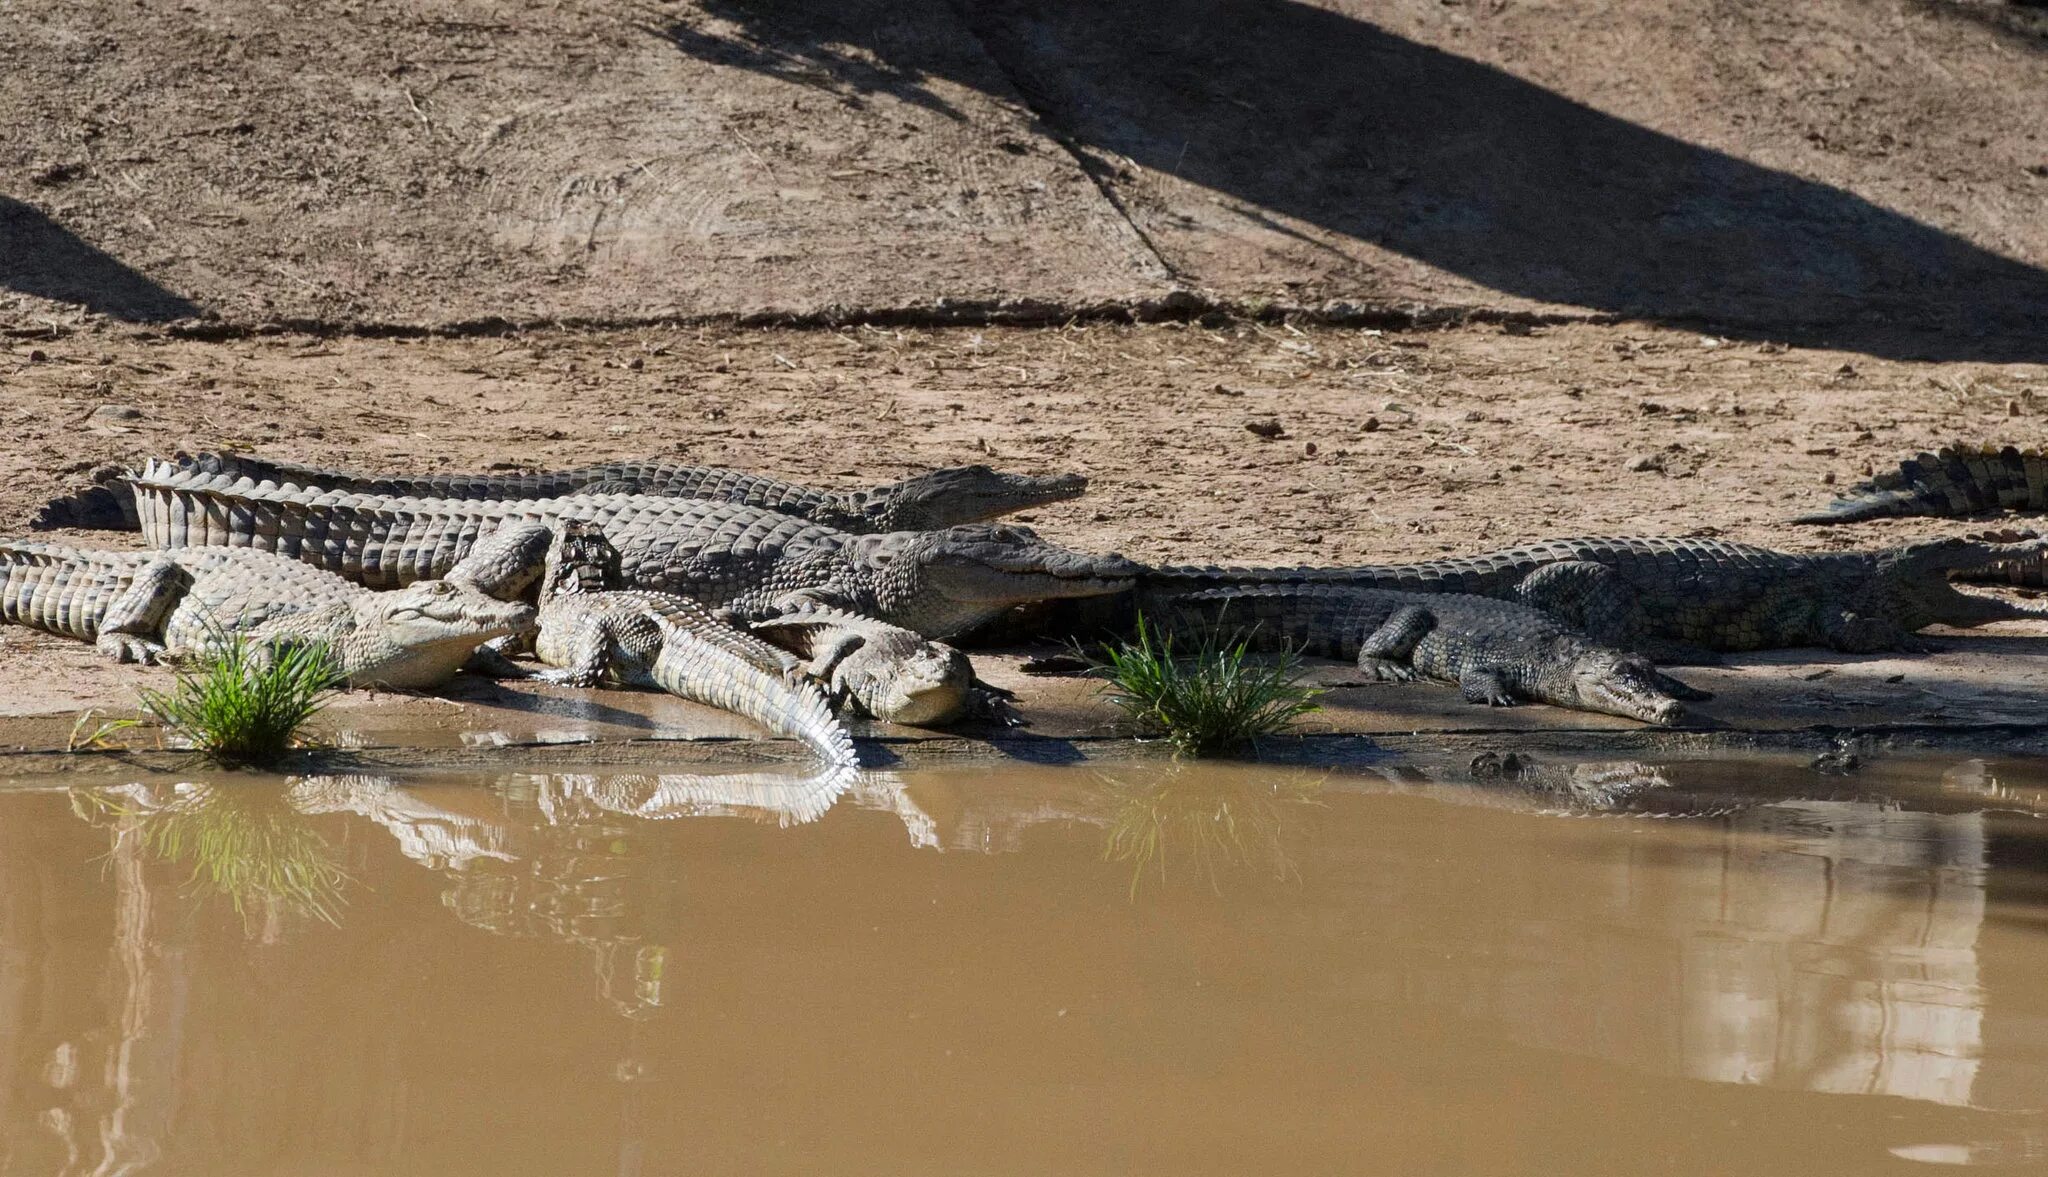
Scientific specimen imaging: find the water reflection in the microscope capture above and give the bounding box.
[1473,800,1993,1108]
[77,781,354,931]
[1097,767,1323,897]
[7,757,2048,1174]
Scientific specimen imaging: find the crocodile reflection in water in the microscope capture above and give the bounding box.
[294,767,862,1018]
[46,759,2048,1117]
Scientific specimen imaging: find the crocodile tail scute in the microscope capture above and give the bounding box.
[650,635,858,769]
[1793,444,2048,524]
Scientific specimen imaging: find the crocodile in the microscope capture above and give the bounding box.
[1792,444,2048,587]
[0,539,534,688]
[750,604,974,726]
[1151,584,1706,725]
[526,520,857,767]
[1080,533,2048,658]
[535,520,972,726]
[125,461,1142,639]
[35,450,1087,534]
[1792,444,2048,525]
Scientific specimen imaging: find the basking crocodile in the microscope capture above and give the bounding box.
[36,450,1086,534]
[1792,444,2048,525]
[1792,444,2048,587]
[750,604,974,726]
[527,521,856,768]
[1153,584,1706,725]
[0,540,534,688]
[126,462,1141,639]
[1133,533,2048,657]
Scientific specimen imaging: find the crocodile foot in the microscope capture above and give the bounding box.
[95,633,167,665]
[1356,656,1419,683]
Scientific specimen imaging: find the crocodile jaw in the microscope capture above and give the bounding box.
[1559,652,1687,727]
[868,468,1091,529]
[343,589,536,689]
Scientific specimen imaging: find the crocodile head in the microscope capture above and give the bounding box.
[1556,649,1688,726]
[540,519,621,600]
[850,524,1141,638]
[854,466,1089,530]
[342,579,538,688]
[1876,534,2048,629]
[839,637,975,726]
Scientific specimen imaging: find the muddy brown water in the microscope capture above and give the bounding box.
[4,756,2048,1175]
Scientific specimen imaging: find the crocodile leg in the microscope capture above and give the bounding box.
[1458,670,1518,707]
[532,616,613,687]
[1356,604,1435,682]
[94,558,190,663]
[1822,610,1934,655]
[447,521,555,600]
[1647,670,1714,702]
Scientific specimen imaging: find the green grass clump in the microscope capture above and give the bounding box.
[1093,614,1322,756]
[138,635,341,767]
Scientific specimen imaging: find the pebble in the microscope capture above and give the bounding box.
[1245,418,1285,439]
[87,403,142,424]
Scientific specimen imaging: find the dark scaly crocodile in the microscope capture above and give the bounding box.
[1152,584,1705,725]
[1792,444,2048,525]
[526,521,856,767]
[126,462,1141,639]
[1792,443,2048,586]
[1131,533,2048,657]
[0,539,534,688]
[35,450,1086,534]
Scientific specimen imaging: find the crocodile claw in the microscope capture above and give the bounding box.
[1356,657,1419,683]
[95,633,167,665]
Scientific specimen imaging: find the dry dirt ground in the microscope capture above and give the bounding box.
[2,317,2046,739]
[5,0,2048,352]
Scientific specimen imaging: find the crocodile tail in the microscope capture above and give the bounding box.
[1792,444,2048,524]
[0,540,131,638]
[649,624,858,769]
[127,459,501,587]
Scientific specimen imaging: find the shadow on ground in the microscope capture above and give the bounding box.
[666,0,2048,361]
[1,197,198,322]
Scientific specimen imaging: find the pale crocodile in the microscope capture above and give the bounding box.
[0,539,534,688]
[125,461,1142,639]
[36,451,1086,534]
[749,605,974,726]
[527,520,856,768]
[1152,584,1706,725]
[537,518,974,726]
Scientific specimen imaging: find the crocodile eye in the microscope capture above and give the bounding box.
[433,582,455,594]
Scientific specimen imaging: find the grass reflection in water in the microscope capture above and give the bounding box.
[1099,765,1324,898]
[77,781,352,928]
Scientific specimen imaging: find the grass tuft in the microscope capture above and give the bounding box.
[137,633,341,767]
[1091,613,1322,756]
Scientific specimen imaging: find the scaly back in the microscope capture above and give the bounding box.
[1794,444,2048,524]
[129,459,852,590]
